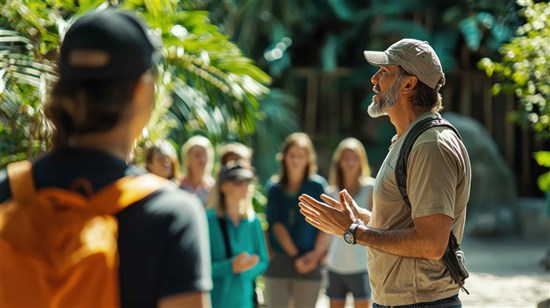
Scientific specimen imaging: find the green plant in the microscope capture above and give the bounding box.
[478,0,550,140]
[0,0,271,166]
[534,151,550,192]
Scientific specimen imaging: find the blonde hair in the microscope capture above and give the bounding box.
[180,135,214,176]
[273,132,318,187]
[328,138,371,189]
[219,142,253,165]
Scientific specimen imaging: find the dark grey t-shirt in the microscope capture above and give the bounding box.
[0,148,212,308]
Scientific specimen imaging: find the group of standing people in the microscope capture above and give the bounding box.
[142,132,375,307]
[143,137,264,307]
[263,133,376,308]
[0,7,471,308]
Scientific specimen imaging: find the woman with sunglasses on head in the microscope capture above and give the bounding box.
[206,160,269,308]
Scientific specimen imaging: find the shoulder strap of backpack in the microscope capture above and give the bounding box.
[6,160,171,214]
[394,117,470,293]
[218,217,232,258]
[6,160,35,205]
[88,174,172,214]
[395,116,462,209]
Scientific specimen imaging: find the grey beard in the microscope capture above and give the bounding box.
[367,98,389,118]
[367,76,403,118]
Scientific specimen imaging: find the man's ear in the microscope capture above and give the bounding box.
[403,75,418,93]
[132,71,156,108]
[133,72,155,97]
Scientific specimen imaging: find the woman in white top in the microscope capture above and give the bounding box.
[325,138,374,308]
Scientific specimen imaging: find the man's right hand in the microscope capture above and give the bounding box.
[232,252,259,273]
[298,193,356,236]
[321,190,371,224]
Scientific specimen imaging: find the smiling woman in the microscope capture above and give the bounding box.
[144,139,180,181]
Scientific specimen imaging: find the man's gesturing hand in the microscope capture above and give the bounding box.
[298,190,357,236]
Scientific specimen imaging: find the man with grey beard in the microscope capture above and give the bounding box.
[298,39,471,307]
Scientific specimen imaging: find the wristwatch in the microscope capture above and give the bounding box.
[343,220,364,245]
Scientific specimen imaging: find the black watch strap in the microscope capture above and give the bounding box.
[344,220,364,245]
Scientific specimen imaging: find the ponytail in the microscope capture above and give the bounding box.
[44,77,139,149]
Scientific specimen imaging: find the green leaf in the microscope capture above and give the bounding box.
[534,151,550,168]
[537,171,550,192]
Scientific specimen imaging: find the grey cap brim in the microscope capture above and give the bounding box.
[363,50,395,66]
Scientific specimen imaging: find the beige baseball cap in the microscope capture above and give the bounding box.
[363,38,445,90]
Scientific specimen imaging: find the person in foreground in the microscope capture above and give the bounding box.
[298,38,471,308]
[0,9,211,307]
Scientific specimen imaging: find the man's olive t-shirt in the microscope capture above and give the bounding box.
[0,148,212,307]
[368,112,471,306]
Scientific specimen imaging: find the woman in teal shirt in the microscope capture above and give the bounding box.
[207,161,269,308]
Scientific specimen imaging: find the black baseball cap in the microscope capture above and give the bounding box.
[219,161,255,183]
[59,9,161,80]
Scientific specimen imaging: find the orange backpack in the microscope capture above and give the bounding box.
[0,160,170,307]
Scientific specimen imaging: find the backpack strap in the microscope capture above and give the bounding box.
[218,217,232,258]
[394,116,470,293]
[6,161,35,205]
[395,116,461,209]
[88,174,172,214]
[6,160,171,215]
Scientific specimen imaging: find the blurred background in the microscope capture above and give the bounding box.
[1,0,549,305]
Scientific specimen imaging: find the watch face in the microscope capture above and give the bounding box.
[343,231,354,244]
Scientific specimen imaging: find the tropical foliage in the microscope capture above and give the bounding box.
[478,0,550,140]
[199,0,522,180]
[477,0,550,193]
[1,0,272,166]
[202,0,519,79]
[1,0,532,185]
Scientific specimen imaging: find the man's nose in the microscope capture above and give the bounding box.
[371,70,381,84]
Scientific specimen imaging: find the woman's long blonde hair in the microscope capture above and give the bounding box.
[180,135,214,177]
[328,137,371,189]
